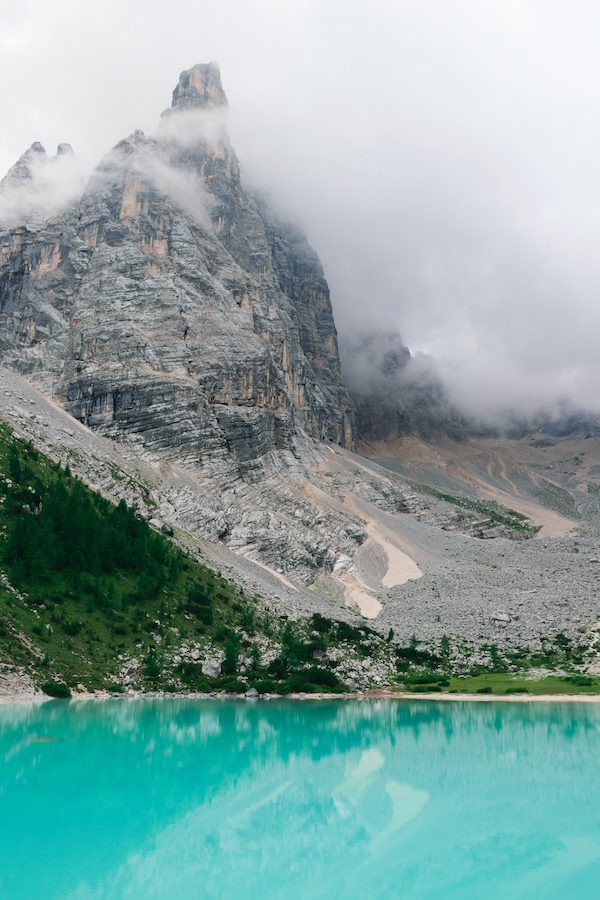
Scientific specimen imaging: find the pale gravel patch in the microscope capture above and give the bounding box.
[365,521,423,587]
[339,571,382,619]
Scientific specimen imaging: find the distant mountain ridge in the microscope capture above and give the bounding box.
[342,330,600,446]
[341,331,467,443]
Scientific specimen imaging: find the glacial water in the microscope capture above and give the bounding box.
[1,699,600,899]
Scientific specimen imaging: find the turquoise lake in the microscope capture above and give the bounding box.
[1,698,600,899]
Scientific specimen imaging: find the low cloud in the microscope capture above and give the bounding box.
[9,113,220,234]
[2,1,600,425]
[0,144,85,229]
[157,107,229,149]
[97,140,214,231]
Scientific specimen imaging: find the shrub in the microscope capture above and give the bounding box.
[240,608,256,633]
[249,644,261,672]
[307,634,327,656]
[251,678,280,694]
[302,666,340,687]
[267,656,288,677]
[213,625,229,643]
[185,601,213,626]
[396,646,442,669]
[222,634,239,675]
[406,672,447,686]
[335,621,366,643]
[282,667,344,693]
[310,613,334,634]
[565,675,593,687]
[280,623,313,664]
[145,649,160,680]
[218,677,248,693]
[41,681,71,698]
[178,661,203,680]
[409,683,444,693]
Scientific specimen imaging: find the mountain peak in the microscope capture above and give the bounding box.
[56,142,74,158]
[171,62,228,110]
[1,142,47,185]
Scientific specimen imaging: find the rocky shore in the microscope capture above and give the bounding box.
[3,687,600,705]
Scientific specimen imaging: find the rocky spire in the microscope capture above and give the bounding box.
[1,142,77,190]
[56,142,74,158]
[171,62,228,110]
[1,142,47,185]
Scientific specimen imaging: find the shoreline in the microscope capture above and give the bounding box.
[4,688,600,705]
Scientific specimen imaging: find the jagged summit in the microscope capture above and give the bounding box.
[1,142,47,185]
[1,142,76,187]
[56,142,74,158]
[171,62,228,110]
[0,63,354,582]
[0,140,81,230]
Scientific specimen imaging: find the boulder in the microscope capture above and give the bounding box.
[201,659,221,677]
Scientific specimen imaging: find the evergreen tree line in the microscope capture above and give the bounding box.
[2,446,171,584]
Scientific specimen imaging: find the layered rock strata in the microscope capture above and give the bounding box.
[0,64,353,487]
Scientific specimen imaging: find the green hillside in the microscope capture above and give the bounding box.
[0,423,361,695]
[5,421,583,699]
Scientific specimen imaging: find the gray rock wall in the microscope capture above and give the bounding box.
[0,64,354,483]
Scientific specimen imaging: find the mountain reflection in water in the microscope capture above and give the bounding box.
[1,698,599,899]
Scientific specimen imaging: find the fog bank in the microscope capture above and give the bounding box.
[2,1,600,422]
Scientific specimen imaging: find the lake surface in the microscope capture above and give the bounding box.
[1,698,600,899]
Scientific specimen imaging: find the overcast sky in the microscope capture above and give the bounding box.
[2,0,600,420]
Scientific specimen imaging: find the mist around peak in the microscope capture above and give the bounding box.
[3,3,600,428]
[0,142,85,229]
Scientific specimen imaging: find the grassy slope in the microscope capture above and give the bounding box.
[0,423,267,691]
[0,424,386,695]
[407,479,541,535]
[448,673,600,695]
[395,672,600,696]
[390,631,600,696]
[393,671,600,696]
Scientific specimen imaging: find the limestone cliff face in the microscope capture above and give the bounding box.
[0,64,353,479]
